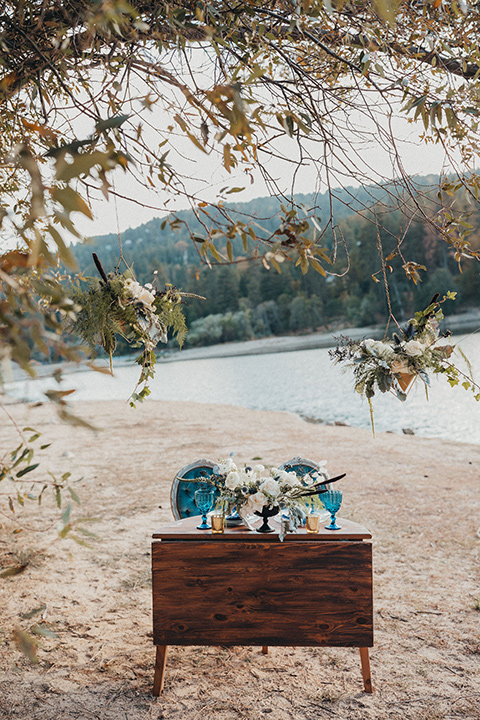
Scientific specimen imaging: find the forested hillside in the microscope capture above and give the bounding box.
[73,181,480,349]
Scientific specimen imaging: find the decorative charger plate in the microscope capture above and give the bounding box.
[279,456,328,488]
[170,459,218,521]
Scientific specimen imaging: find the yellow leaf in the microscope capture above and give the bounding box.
[51,187,93,219]
[309,258,326,276]
[13,628,38,664]
[223,143,232,173]
[185,131,208,154]
[0,564,28,578]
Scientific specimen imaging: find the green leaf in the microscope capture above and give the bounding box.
[75,526,98,539]
[67,487,81,505]
[95,114,130,132]
[55,150,116,182]
[58,409,98,430]
[61,503,72,526]
[186,130,208,154]
[30,625,58,639]
[47,225,77,270]
[44,389,76,403]
[16,463,39,478]
[20,605,46,620]
[174,113,188,132]
[208,243,223,263]
[309,258,326,276]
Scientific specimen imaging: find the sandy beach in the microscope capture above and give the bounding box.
[0,398,479,720]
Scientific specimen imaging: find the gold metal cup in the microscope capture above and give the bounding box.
[306,513,321,533]
[211,513,225,534]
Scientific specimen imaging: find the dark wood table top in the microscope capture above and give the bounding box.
[153,515,371,541]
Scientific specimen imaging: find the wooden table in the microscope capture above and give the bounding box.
[151,515,373,695]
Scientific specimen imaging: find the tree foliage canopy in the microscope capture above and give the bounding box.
[3,2,480,260]
[2,0,480,377]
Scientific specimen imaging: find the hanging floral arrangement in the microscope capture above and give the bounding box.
[329,292,480,431]
[68,254,200,405]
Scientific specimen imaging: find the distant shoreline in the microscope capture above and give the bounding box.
[156,308,480,364]
[4,308,480,385]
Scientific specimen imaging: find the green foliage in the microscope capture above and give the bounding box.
[155,285,189,349]
[186,311,253,347]
[69,276,127,361]
[67,264,195,402]
[0,426,86,540]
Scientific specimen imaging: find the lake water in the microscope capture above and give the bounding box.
[6,333,480,444]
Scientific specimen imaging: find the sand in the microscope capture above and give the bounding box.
[0,399,479,720]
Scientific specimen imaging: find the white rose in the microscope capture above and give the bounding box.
[225,471,243,490]
[310,469,329,484]
[252,464,265,475]
[126,279,142,295]
[238,470,252,485]
[125,279,155,307]
[218,458,237,474]
[259,478,280,497]
[364,339,394,360]
[404,340,425,357]
[246,491,268,513]
[315,461,329,480]
[276,470,301,487]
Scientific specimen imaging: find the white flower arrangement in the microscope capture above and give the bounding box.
[68,253,200,405]
[207,459,342,540]
[330,292,480,431]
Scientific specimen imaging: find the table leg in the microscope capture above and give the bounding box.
[261,646,268,654]
[153,645,168,696]
[359,647,373,693]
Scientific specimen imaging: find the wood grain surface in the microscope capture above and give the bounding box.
[152,515,371,541]
[152,540,373,647]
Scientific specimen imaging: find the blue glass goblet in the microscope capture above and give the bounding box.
[194,487,214,530]
[322,489,342,530]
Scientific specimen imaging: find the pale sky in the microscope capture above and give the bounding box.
[46,45,470,242]
[75,117,464,240]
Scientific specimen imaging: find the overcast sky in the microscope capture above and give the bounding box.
[73,103,467,241]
